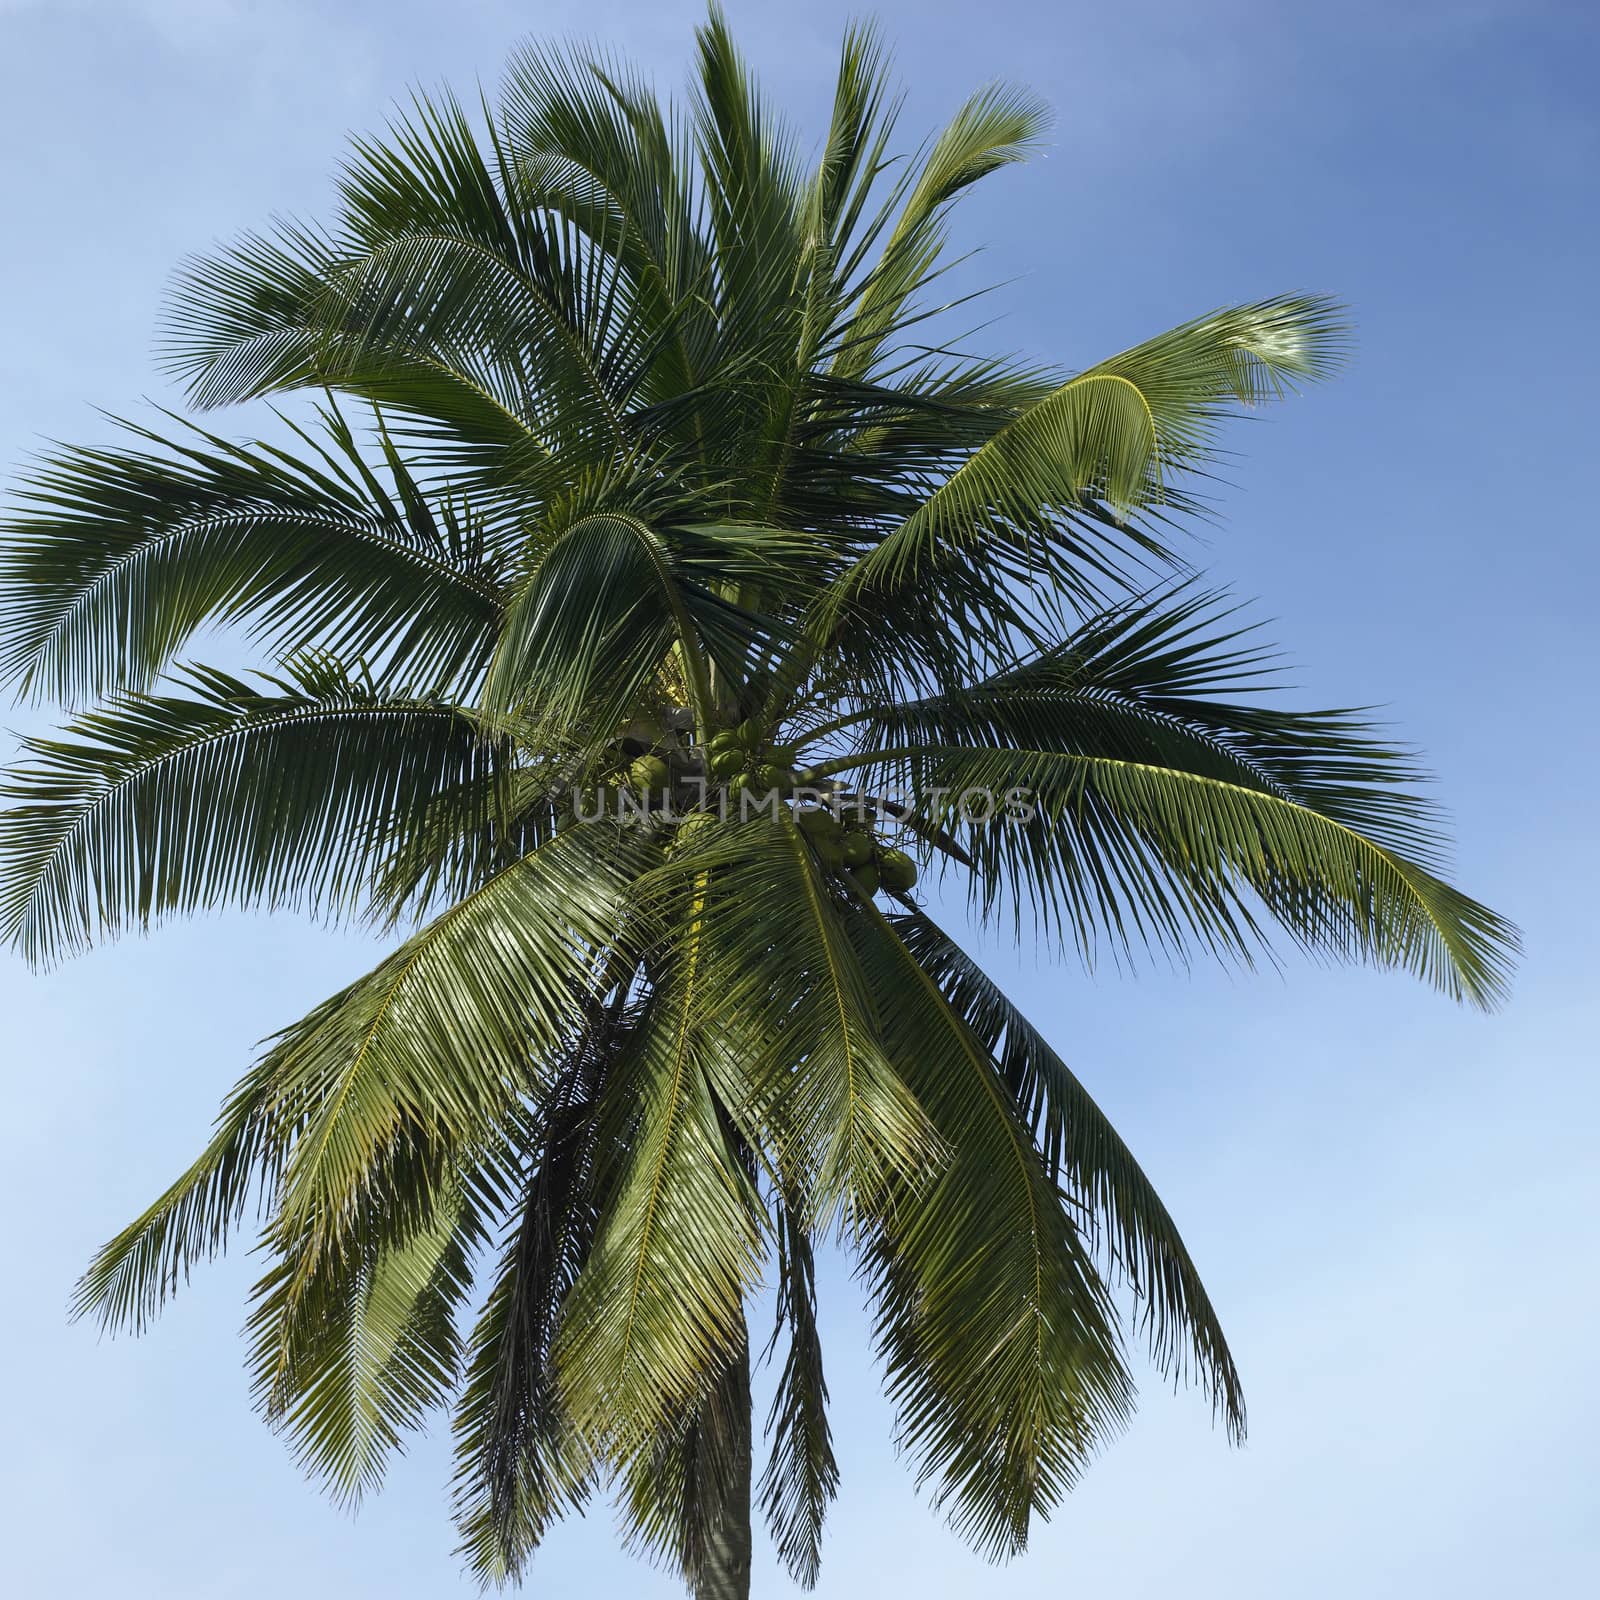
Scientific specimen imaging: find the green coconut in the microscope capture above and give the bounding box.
[812,835,848,871]
[754,762,794,792]
[707,729,742,755]
[840,831,875,868]
[672,811,718,852]
[629,754,670,791]
[877,847,918,891]
[847,862,881,896]
[736,717,763,749]
[709,748,745,779]
[796,806,842,840]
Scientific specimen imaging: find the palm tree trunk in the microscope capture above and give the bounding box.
[694,1329,753,1600]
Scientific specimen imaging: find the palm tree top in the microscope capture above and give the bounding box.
[0,8,1515,1594]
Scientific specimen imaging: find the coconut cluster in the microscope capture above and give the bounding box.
[619,717,804,798]
[793,803,919,896]
[614,718,918,898]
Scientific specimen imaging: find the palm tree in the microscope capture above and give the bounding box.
[0,12,1514,1598]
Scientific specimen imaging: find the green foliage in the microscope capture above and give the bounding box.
[758,1194,837,1589]
[1,7,1515,1596]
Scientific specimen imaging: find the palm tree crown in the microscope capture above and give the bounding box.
[0,11,1514,1597]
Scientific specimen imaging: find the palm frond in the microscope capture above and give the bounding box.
[846,891,1134,1558]
[71,1054,280,1334]
[483,511,769,737]
[866,735,1510,1002]
[891,904,1243,1436]
[497,34,717,419]
[758,1196,837,1589]
[0,659,509,965]
[819,296,1348,627]
[264,827,639,1257]
[829,82,1050,383]
[451,1001,629,1583]
[642,813,941,1225]
[555,898,767,1459]
[617,1322,753,1596]
[690,7,807,378]
[826,591,1516,1002]
[246,1169,481,1505]
[0,410,504,705]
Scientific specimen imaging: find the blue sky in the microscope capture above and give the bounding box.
[1,1,1595,1595]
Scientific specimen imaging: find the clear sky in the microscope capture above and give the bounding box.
[1,1,1595,1595]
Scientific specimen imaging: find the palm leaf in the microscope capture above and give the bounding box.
[555,887,767,1458]
[0,659,509,965]
[891,904,1243,1435]
[845,890,1133,1557]
[758,1195,838,1589]
[828,82,1050,383]
[277,838,632,1232]
[450,1001,630,1582]
[71,1054,281,1334]
[617,1323,753,1596]
[0,410,504,705]
[644,813,940,1224]
[824,591,1516,1001]
[819,296,1348,626]
[246,1169,481,1505]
